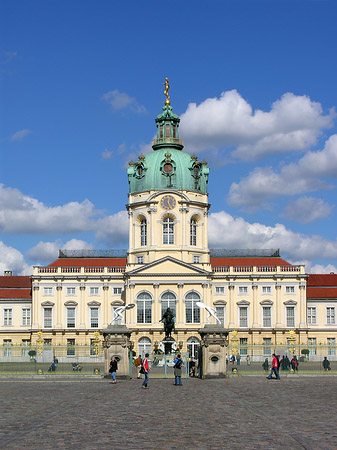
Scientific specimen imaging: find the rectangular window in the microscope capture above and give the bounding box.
[90,307,99,328]
[286,306,295,327]
[22,339,30,357]
[43,307,53,328]
[327,338,336,356]
[326,307,335,325]
[66,287,76,296]
[43,287,53,295]
[3,308,13,326]
[239,307,248,327]
[113,287,122,295]
[90,287,99,295]
[215,306,225,325]
[239,338,248,356]
[44,339,52,347]
[185,301,200,324]
[307,307,317,325]
[137,301,152,324]
[238,286,248,295]
[286,286,295,294]
[67,339,75,356]
[22,308,31,326]
[308,337,317,356]
[263,338,272,356]
[262,286,271,294]
[193,255,201,264]
[136,255,144,264]
[66,307,76,328]
[215,286,225,294]
[262,306,272,327]
[3,339,12,357]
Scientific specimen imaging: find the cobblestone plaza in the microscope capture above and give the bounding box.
[0,376,336,450]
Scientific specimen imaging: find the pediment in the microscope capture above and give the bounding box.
[126,256,211,276]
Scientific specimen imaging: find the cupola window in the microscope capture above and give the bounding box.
[140,219,147,246]
[190,219,197,246]
[163,217,174,244]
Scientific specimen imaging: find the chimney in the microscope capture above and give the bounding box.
[4,271,12,276]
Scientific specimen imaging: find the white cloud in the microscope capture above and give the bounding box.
[283,197,333,223]
[309,264,337,274]
[0,241,33,276]
[180,90,335,160]
[208,211,337,263]
[9,129,32,141]
[0,184,98,234]
[102,149,113,159]
[102,143,127,160]
[95,211,129,246]
[26,239,93,264]
[228,134,337,211]
[102,90,146,113]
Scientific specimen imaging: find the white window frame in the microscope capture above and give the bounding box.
[161,292,177,320]
[239,337,248,356]
[22,339,30,357]
[90,307,99,328]
[89,287,99,296]
[185,292,201,324]
[136,255,144,264]
[3,308,13,326]
[21,307,31,326]
[215,305,225,325]
[136,292,152,324]
[215,286,225,295]
[163,216,174,245]
[239,306,248,327]
[307,306,317,325]
[308,337,317,356]
[238,286,248,295]
[3,339,12,357]
[327,338,336,356]
[43,307,53,328]
[261,286,272,294]
[67,338,76,357]
[140,219,147,246]
[113,287,123,295]
[43,287,53,296]
[190,219,197,246]
[138,337,152,355]
[285,285,295,294]
[286,306,295,328]
[193,255,201,264]
[263,338,272,356]
[326,306,336,325]
[66,307,76,328]
[262,306,272,328]
[66,287,76,296]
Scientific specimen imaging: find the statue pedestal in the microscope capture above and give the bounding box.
[102,325,133,379]
[198,325,229,379]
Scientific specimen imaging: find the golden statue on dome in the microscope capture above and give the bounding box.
[163,77,170,105]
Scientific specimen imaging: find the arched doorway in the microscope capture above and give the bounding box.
[187,337,200,358]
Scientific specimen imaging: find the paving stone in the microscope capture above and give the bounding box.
[0,377,336,449]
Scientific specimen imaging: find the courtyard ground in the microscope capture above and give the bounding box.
[0,376,336,450]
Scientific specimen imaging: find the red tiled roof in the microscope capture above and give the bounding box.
[210,257,291,266]
[0,276,31,288]
[0,288,32,299]
[307,274,337,286]
[48,258,127,267]
[307,287,337,299]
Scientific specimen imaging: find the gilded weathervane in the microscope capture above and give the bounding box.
[163,77,170,105]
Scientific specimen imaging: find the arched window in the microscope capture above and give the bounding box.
[187,337,200,358]
[185,292,201,324]
[161,291,177,319]
[138,337,152,356]
[140,219,147,246]
[163,217,174,244]
[190,219,197,246]
[137,292,152,324]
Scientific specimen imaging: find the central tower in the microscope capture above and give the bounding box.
[126,80,211,270]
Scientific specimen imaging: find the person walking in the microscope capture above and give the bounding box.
[291,355,299,372]
[173,354,183,386]
[262,358,269,372]
[109,356,118,384]
[135,354,143,379]
[322,356,331,372]
[246,355,251,366]
[141,353,150,389]
[266,353,280,380]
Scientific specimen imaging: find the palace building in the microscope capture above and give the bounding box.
[1,86,336,362]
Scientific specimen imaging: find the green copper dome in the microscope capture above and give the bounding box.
[127,103,209,194]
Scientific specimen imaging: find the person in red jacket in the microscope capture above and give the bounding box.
[141,353,151,389]
[266,353,280,380]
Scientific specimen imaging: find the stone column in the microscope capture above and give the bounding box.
[198,325,229,379]
[299,283,306,328]
[252,282,258,328]
[275,283,282,328]
[102,325,133,379]
[228,283,235,328]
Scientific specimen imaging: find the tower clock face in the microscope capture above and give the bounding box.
[160,195,176,210]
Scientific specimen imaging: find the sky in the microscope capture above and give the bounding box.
[1,0,337,275]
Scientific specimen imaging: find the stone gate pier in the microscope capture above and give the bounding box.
[102,325,133,379]
[198,325,229,379]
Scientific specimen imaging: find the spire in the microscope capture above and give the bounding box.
[152,78,184,151]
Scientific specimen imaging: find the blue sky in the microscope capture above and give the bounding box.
[1,0,337,275]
